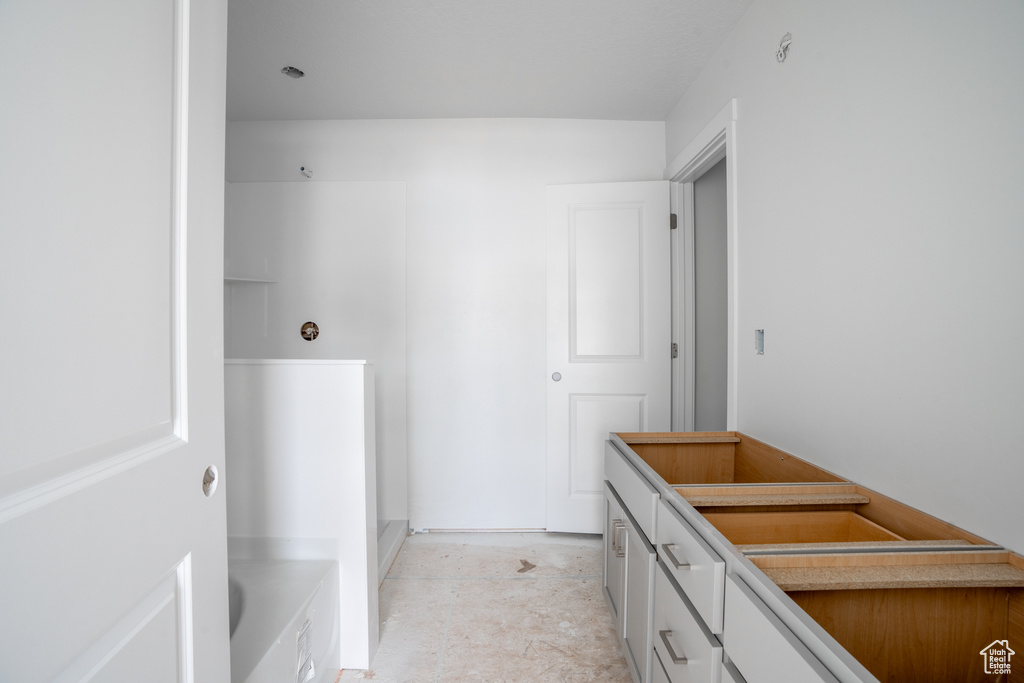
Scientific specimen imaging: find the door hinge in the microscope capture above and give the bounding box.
[670,213,678,230]
[672,342,678,359]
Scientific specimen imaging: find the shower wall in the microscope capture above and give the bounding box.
[224,180,407,525]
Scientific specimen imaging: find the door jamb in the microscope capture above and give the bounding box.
[666,99,739,431]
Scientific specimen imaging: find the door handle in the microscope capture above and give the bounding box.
[551,372,562,382]
[612,520,627,557]
[659,630,688,664]
[661,543,691,570]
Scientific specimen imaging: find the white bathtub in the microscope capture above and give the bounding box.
[228,559,340,683]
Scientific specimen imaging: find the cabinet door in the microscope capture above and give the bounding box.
[624,519,656,683]
[604,482,628,638]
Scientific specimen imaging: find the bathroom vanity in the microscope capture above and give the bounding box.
[603,432,1024,683]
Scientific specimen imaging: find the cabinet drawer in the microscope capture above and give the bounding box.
[724,574,838,683]
[722,661,746,683]
[657,500,726,633]
[651,650,672,683]
[605,442,659,542]
[653,561,722,683]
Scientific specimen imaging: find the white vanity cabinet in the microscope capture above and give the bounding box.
[604,431,1024,683]
[604,443,660,683]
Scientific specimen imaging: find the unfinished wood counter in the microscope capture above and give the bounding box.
[752,551,1024,682]
[619,432,846,485]
[609,431,1023,683]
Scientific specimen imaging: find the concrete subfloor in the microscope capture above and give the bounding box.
[339,532,632,682]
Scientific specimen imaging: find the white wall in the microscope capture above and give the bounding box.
[227,119,666,529]
[666,0,1024,550]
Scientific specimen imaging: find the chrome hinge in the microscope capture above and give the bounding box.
[672,342,678,359]
[670,213,678,230]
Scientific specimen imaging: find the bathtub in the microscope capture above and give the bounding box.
[228,559,340,683]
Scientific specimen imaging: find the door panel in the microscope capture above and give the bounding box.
[572,205,644,359]
[571,394,645,498]
[56,559,191,683]
[0,0,229,680]
[547,182,671,533]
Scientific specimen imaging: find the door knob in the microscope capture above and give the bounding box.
[551,372,562,382]
[202,465,219,498]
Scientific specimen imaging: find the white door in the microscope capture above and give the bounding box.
[0,1,230,681]
[546,182,671,533]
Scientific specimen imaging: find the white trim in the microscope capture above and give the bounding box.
[669,183,681,431]
[0,429,182,524]
[176,553,196,683]
[224,358,370,365]
[54,556,194,683]
[666,99,740,430]
[665,99,737,182]
[172,0,190,442]
[377,519,409,586]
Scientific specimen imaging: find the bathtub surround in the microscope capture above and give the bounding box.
[224,360,378,669]
[223,180,407,543]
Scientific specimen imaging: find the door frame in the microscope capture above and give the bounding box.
[667,99,739,431]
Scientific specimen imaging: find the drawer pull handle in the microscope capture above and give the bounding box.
[659,630,688,665]
[662,543,691,570]
[613,520,627,558]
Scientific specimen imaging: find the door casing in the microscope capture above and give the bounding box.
[668,99,740,432]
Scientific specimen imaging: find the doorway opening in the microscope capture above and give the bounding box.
[668,100,739,432]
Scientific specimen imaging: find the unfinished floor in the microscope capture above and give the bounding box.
[339,532,631,682]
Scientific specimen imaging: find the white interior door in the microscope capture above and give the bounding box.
[0,0,230,680]
[546,182,671,533]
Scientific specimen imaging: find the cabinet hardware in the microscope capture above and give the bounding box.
[659,630,688,664]
[661,543,691,570]
[613,520,627,557]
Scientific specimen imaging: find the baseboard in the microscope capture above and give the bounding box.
[377,519,409,585]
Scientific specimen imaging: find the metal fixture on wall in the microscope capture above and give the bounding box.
[281,65,305,78]
[301,321,319,341]
[300,165,313,179]
[776,33,792,62]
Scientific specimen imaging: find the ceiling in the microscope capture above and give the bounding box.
[226,0,753,122]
